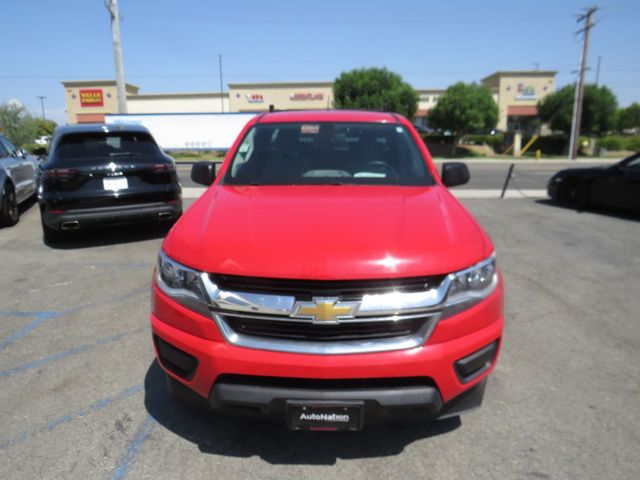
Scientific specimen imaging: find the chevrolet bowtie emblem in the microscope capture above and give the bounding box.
[291,297,359,323]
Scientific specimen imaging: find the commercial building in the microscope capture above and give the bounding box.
[62,80,140,124]
[228,82,333,112]
[481,70,556,132]
[61,70,556,133]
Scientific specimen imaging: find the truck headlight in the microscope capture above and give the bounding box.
[156,251,210,316]
[442,254,498,317]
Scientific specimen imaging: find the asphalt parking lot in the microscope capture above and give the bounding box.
[1,196,639,479]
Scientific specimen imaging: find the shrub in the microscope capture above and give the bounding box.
[597,135,640,151]
[525,135,568,156]
[462,133,505,152]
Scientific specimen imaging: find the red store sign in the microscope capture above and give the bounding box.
[246,93,264,103]
[79,89,104,107]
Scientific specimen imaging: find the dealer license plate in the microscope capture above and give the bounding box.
[286,401,364,431]
[103,177,128,191]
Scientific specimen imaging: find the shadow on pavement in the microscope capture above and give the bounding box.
[535,199,640,222]
[143,360,461,465]
[19,195,39,216]
[44,221,172,249]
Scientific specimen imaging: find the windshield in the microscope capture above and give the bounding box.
[54,132,160,165]
[223,122,434,186]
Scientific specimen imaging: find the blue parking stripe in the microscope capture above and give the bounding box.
[111,415,157,480]
[0,311,60,351]
[0,327,146,379]
[0,287,148,351]
[0,384,143,450]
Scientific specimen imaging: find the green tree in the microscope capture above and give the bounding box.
[538,84,618,136]
[333,67,419,119]
[617,103,640,132]
[33,118,57,138]
[0,102,39,147]
[427,82,498,155]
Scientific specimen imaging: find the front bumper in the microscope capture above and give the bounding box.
[547,179,561,199]
[41,201,182,230]
[208,375,489,424]
[150,281,503,424]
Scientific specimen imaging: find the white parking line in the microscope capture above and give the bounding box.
[454,189,547,198]
[181,187,547,200]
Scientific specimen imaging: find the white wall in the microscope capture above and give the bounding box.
[127,96,230,114]
[105,113,256,150]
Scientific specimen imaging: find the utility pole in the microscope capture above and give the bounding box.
[218,54,224,113]
[105,0,127,113]
[36,96,46,120]
[595,55,601,85]
[568,6,598,160]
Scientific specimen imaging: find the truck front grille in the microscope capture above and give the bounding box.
[209,273,447,300]
[203,274,449,355]
[220,314,430,342]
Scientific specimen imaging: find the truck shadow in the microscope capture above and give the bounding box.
[143,361,461,465]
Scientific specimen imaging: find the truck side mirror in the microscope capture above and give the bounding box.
[191,161,216,186]
[441,162,470,187]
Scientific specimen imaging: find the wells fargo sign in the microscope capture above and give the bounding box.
[79,89,104,107]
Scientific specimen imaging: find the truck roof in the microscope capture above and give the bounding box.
[256,110,403,124]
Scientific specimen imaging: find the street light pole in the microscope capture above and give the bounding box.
[218,54,224,113]
[36,96,46,120]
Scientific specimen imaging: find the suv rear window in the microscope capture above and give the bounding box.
[53,132,160,165]
[223,122,434,186]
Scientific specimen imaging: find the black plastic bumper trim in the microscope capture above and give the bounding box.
[439,378,487,419]
[153,335,198,380]
[454,340,499,384]
[209,380,445,425]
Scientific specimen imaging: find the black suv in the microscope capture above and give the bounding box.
[39,124,181,242]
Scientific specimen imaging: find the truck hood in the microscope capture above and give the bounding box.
[163,185,492,279]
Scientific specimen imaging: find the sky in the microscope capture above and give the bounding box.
[3,0,640,125]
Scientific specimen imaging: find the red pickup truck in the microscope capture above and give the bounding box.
[150,110,503,431]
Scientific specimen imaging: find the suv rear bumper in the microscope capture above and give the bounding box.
[41,201,182,230]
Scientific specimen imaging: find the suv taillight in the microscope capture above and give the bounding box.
[42,168,80,179]
[151,163,175,173]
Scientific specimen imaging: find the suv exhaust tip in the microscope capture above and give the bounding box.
[60,220,80,230]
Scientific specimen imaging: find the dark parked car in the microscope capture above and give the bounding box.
[39,124,182,242]
[0,134,39,227]
[548,153,640,212]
